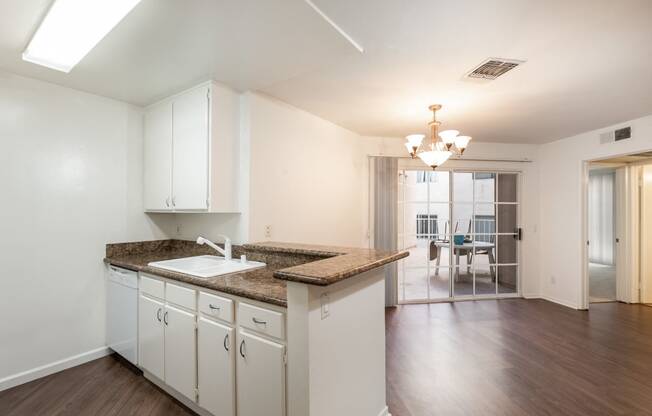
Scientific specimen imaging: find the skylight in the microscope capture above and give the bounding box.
[22,0,142,73]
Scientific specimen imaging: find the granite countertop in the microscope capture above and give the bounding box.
[104,240,408,307]
[244,242,409,286]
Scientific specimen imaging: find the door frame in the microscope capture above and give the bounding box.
[397,167,523,304]
[581,151,652,309]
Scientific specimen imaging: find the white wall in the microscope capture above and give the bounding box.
[167,92,368,247]
[539,115,652,308]
[0,71,174,385]
[245,92,367,246]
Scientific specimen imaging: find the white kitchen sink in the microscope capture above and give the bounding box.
[148,255,265,278]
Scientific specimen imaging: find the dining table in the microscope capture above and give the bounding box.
[432,240,496,281]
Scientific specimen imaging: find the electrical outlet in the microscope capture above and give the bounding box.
[320,293,330,320]
[265,225,272,239]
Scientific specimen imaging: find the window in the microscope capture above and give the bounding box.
[416,171,439,183]
[416,214,438,238]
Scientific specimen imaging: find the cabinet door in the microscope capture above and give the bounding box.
[144,102,173,211]
[172,87,209,210]
[164,305,197,402]
[236,331,285,416]
[198,318,235,416]
[138,295,164,380]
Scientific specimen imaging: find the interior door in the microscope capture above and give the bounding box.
[615,167,628,302]
[144,102,173,211]
[198,317,235,416]
[164,305,197,401]
[236,330,285,416]
[172,86,209,210]
[138,295,164,380]
[641,165,652,303]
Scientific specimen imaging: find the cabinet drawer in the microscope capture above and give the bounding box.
[238,303,285,340]
[199,292,234,323]
[140,275,164,299]
[166,283,196,310]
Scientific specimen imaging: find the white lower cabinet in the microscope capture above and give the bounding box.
[164,304,197,401]
[138,294,165,380]
[138,278,287,416]
[198,317,235,416]
[236,330,286,416]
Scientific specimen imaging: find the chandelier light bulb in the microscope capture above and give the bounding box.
[405,134,425,148]
[417,150,452,170]
[404,142,417,158]
[454,135,472,153]
[439,129,459,143]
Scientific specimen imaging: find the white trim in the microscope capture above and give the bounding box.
[580,161,590,310]
[377,405,391,416]
[540,295,580,310]
[0,346,111,392]
[522,293,541,299]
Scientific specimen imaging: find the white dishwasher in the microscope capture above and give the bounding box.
[107,265,138,365]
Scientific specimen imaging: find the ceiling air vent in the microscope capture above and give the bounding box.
[466,58,524,80]
[600,126,632,144]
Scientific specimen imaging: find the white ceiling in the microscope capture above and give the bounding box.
[2,0,652,143]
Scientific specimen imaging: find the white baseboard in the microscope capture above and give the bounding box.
[378,405,391,416]
[539,295,580,310]
[0,346,111,392]
[522,293,540,299]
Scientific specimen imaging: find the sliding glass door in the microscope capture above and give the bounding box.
[397,169,520,303]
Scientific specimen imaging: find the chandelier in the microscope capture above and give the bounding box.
[404,104,472,169]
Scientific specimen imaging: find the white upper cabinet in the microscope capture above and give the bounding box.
[172,86,209,210]
[143,81,240,213]
[143,102,173,211]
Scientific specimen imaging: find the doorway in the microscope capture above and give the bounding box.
[397,169,521,303]
[582,151,652,308]
[588,168,617,303]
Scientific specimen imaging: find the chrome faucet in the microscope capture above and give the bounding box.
[196,235,232,261]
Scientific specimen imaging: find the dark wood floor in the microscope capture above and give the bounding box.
[386,300,652,416]
[0,355,193,416]
[3,300,652,415]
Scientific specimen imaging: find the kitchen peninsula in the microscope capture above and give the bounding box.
[105,239,408,416]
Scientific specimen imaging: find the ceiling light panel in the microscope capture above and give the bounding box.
[23,0,142,73]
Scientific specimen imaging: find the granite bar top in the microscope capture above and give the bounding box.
[104,239,408,307]
[244,242,409,286]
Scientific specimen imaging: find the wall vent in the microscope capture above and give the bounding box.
[614,127,631,141]
[466,58,524,80]
[600,126,632,144]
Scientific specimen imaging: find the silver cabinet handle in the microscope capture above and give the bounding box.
[163,311,169,326]
[171,196,176,207]
[239,340,245,358]
[165,197,170,207]
[209,304,220,311]
[252,317,267,325]
[157,308,162,322]
[224,334,230,352]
